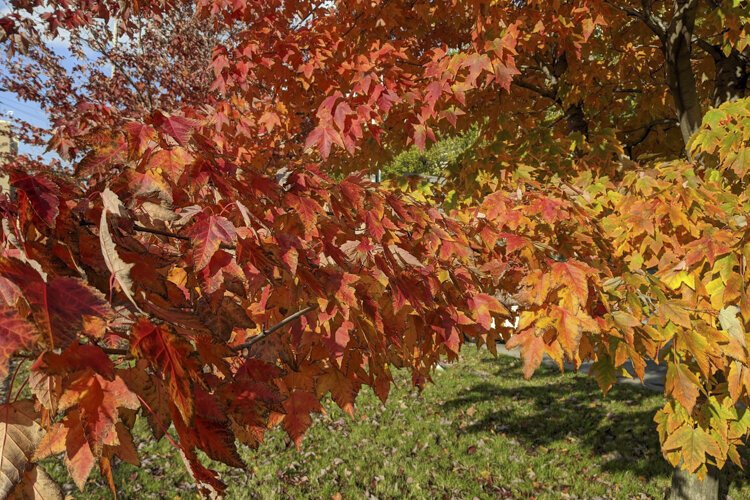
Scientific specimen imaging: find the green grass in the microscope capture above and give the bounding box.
[43,349,750,499]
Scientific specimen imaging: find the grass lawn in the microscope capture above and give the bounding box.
[43,348,750,499]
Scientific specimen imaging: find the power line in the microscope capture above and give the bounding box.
[0,98,45,116]
[0,107,46,124]
[0,100,49,123]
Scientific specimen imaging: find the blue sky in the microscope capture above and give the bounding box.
[0,3,84,158]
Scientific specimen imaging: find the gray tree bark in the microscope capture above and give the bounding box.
[565,102,589,139]
[669,465,721,500]
[663,0,703,145]
[710,49,748,106]
[511,52,591,143]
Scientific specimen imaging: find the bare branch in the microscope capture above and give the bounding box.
[620,117,677,135]
[132,223,190,241]
[604,0,666,38]
[233,305,318,353]
[512,79,558,101]
[101,346,131,356]
[86,30,153,111]
[80,219,235,249]
[692,36,722,59]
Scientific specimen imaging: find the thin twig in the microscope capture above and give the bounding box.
[97,306,317,358]
[4,359,25,405]
[81,219,236,249]
[233,305,317,353]
[101,346,131,356]
[132,223,189,241]
[12,376,28,403]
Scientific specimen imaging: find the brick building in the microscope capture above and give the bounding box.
[0,120,18,156]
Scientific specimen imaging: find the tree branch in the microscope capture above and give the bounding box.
[640,0,668,38]
[512,79,558,101]
[87,33,153,111]
[621,117,677,136]
[692,36,722,59]
[80,219,235,249]
[622,118,678,158]
[89,307,317,358]
[232,305,317,353]
[101,346,131,356]
[605,0,666,38]
[132,223,189,241]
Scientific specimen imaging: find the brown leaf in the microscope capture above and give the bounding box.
[0,401,44,498]
[8,466,62,500]
[99,189,139,310]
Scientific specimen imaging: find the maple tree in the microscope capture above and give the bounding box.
[0,0,749,498]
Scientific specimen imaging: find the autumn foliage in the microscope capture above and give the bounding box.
[0,0,749,496]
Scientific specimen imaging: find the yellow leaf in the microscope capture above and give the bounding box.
[663,425,722,474]
[658,300,692,329]
[662,270,696,291]
[666,362,701,413]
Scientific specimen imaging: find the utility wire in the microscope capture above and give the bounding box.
[0,100,49,123]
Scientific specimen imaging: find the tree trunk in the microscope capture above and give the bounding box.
[670,45,747,500]
[668,464,721,500]
[711,49,748,107]
[565,102,589,139]
[663,0,702,145]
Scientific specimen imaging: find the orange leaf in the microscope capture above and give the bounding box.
[506,329,545,379]
[666,362,701,414]
[281,391,322,448]
[550,260,593,305]
[317,369,358,417]
[468,293,507,330]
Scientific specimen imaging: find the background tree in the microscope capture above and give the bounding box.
[1,2,221,157]
[0,1,749,499]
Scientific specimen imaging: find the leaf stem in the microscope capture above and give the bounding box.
[4,358,26,405]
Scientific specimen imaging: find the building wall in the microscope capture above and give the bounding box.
[0,121,18,156]
[0,121,16,194]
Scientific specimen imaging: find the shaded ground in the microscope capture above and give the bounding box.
[496,343,668,393]
[39,349,750,499]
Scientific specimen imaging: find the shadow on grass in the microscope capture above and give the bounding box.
[445,355,749,495]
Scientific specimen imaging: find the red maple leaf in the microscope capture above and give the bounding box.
[187,214,237,271]
[0,308,35,377]
[130,319,198,423]
[152,111,199,146]
[10,173,60,227]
